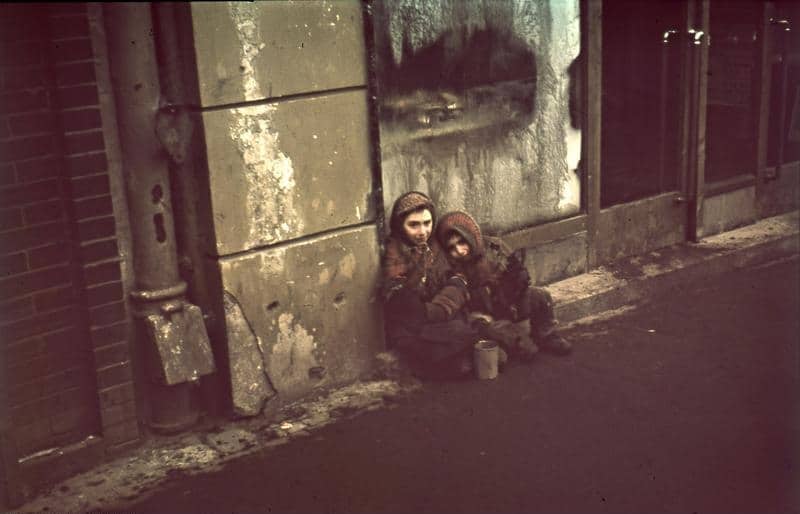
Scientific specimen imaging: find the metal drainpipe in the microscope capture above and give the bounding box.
[103,3,215,433]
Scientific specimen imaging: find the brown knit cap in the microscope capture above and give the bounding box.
[389,191,436,236]
[436,210,484,256]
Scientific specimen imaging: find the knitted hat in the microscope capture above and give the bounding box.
[389,191,436,236]
[436,210,484,257]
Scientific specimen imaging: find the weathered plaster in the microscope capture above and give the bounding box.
[202,90,373,255]
[376,0,582,234]
[219,226,384,401]
[190,1,366,107]
[223,291,276,417]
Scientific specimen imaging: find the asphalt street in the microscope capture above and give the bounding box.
[112,256,799,514]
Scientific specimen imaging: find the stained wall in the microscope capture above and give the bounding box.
[188,1,384,414]
[372,0,582,234]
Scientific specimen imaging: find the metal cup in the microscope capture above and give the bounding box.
[473,340,499,380]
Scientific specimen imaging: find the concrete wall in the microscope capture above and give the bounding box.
[188,1,383,415]
[372,0,582,234]
[700,186,757,239]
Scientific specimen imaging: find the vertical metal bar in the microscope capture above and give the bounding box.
[772,16,791,181]
[675,2,692,205]
[686,0,709,242]
[695,0,710,241]
[362,0,387,237]
[585,0,602,269]
[756,2,774,191]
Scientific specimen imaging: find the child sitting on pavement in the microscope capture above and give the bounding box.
[381,192,499,378]
[436,210,572,361]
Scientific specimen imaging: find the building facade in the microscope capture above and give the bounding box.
[1,0,798,506]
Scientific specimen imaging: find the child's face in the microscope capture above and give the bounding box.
[446,232,471,262]
[402,209,433,245]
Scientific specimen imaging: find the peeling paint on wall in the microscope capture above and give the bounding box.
[270,312,320,391]
[228,2,265,102]
[226,3,303,248]
[227,105,302,248]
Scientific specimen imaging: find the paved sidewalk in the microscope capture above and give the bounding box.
[13,211,799,513]
[109,255,800,514]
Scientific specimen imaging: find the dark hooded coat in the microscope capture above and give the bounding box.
[380,192,478,376]
[436,211,531,321]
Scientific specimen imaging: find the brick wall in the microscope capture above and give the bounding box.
[0,1,139,479]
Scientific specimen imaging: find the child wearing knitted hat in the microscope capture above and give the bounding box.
[436,210,572,360]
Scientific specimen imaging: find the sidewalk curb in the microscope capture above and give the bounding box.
[550,211,800,325]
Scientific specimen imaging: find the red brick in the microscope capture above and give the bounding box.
[0,7,43,42]
[83,260,121,286]
[6,332,62,365]
[89,301,126,327]
[74,194,112,219]
[94,341,131,369]
[0,163,15,186]
[0,116,9,138]
[8,377,47,407]
[34,285,77,312]
[0,220,66,254]
[0,180,59,207]
[96,360,133,389]
[71,173,109,198]
[48,3,87,16]
[90,321,128,348]
[0,264,71,300]
[12,397,53,427]
[43,364,91,396]
[55,61,96,87]
[0,179,60,207]
[0,252,27,276]
[86,281,123,307]
[97,381,136,408]
[99,401,137,427]
[79,238,118,262]
[0,206,23,230]
[51,38,93,63]
[0,40,44,69]
[1,306,76,346]
[0,296,34,324]
[23,198,65,225]
[8,111,55,136]
[0,89,48,114]
[77,215,115,241]
[8,355,50,385]
[41,325,82,351]
[6,327,76,364]
[61,108,102,132]
[64,130,104,154]
[102,419,140,445]
[55,84,98,109]
[51,405,98,435]
[14,420,52,457]
[15,156,61,182]
[1,67,46,92]
[49,15,90,41]
[0,134,54,162]
[28,241,70,269]
[64,151,106,177]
